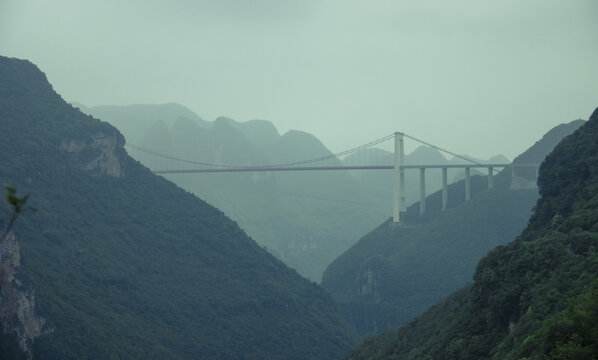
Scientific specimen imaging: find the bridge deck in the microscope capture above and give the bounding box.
[152,163,537,174]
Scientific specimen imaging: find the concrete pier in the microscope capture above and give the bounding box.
[442,167,448,211]
[465,167,471,201]
[488,167,494,189]
[393,133,400,223]
[399,135,406,212]
[393,132,405,223]
[419,168,426,215]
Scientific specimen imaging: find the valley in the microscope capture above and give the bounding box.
[2,2,596,357]
[1,55,595,359]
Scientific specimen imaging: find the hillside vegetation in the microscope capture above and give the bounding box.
[345,107,598,359]
[0,56,357,359]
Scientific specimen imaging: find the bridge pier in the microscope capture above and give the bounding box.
[419,168,426,215]
[488,167,494,189]
[399,137,406,212]
[465,167,471,201]
[442,167,448,211]
[393,132,405,223]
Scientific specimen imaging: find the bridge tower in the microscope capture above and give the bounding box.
[393,132,405,223]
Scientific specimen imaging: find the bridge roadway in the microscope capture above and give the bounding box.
[151,163,531,174]
[153,163,538,220]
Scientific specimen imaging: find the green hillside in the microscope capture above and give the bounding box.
[0,56,357,359]
[322,120,583,337]
[345,107,598,359]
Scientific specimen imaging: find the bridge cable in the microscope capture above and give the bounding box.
[125,133,395,169]
[268,133,394,168]
[402,133,506,174]
[402,133,484,166]
[125,143,235,167]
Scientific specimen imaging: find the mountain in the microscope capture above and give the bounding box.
[321,120,584,337]
[344,107,598,359]
[77,103,210,146]
[0,56,358,359]
[511,119,586,184]
[81,103,389,281]
[220,116,281,147]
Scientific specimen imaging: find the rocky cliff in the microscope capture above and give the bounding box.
[60,131,126,178]
[0,233,51,359]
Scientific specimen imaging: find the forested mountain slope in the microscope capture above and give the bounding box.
[345,107,598,359]
[322,120,583,337]
[0,56,357,359]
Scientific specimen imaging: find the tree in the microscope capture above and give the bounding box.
[0,183,35,242]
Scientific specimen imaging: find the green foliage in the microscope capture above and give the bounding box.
[523,278,598,359]
[0,56,358,359]
[4,183,29,213]
[1,183,36,242]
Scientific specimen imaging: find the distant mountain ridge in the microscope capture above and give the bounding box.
[0,56,357,359]
[77,103,210,145]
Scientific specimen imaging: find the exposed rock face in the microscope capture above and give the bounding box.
[61,131,126,177]
[357,257,382,302]
[355,257,384,334]
[0,233,52,359]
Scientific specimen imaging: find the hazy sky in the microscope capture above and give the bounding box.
[2,0,597,159]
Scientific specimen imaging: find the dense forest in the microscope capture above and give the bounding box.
[344,107,598,359]
[0,56,358,359]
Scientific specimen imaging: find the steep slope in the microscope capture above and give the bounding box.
[345,107,598,359]
[82,103,388,281]
[322,120,584,337]
[0,56,357,359]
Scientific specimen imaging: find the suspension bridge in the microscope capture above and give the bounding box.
[126,132,539,224]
